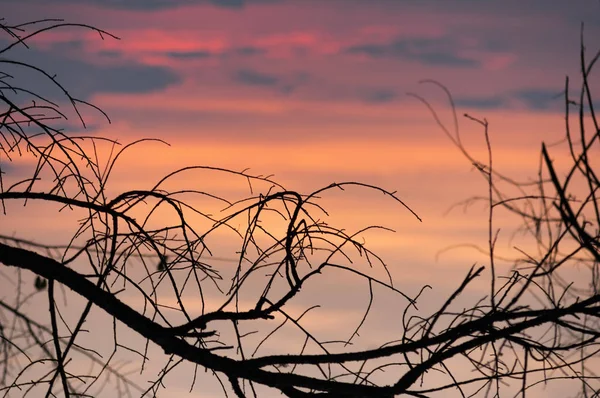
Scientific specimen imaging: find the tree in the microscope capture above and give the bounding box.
[1,15,599,398]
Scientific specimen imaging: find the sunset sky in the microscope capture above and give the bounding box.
[3,1,600,397]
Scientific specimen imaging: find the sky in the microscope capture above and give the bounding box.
[2,1,600,397]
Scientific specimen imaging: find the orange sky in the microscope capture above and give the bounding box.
[2,2,599,397]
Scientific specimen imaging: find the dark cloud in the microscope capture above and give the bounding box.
[96,0,175,9]
[280,84,296,95]
[3,0,175,11]
[98,50,122,58]
[210,0,245,8]
[345,37,479,67]
[0,40,180,101]
[168,47,268,62]
[0,161,36,181]
[166,50,213,59]
[47,40,85,53]
[454,89,565,112]
[0,161,15,175]
[5,121,104,137]
[514,89,563,111]
[234,69,279,86]
[3,0,279,11]
[231,69,309,96]
[417,52,476,67]
[234,46,266,57]
[454,96,506,110]
[346,44,388,58]
[361,89,396,104]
